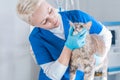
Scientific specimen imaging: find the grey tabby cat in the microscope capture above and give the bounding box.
[69,21,107,80]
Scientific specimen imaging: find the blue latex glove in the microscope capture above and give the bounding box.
[65,27,87,50]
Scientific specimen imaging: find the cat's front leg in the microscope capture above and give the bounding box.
[84,71,95,80]
[84,63,95,80]
[101,58,108,80]
[70,71,76,80]
[70,65,77,80]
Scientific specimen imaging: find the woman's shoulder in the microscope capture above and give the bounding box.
[30,27,40,36]
[29,27,42,41]
[60,10,88,15]
[60,10,91,23]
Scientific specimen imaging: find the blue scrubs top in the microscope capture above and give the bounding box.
[29,10,103,80]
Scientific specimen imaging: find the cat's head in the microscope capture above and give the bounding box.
[69,21,92,35]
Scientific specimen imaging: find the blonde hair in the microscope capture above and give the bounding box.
[16,0,43,25]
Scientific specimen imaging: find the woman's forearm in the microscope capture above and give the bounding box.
[58,46,72,66]
[40,46,72,80]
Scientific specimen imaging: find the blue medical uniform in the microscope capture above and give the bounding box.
[29,10,103,80]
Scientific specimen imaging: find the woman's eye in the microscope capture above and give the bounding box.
[49,8,53,14]
[41,20,47,25]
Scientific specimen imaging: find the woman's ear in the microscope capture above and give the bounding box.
[84,21,92,30]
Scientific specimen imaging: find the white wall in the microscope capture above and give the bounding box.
[0,0,39,80]
[78,0,120,21]
[49,0,120,21]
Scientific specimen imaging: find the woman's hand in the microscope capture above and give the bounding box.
[65,27,87,50]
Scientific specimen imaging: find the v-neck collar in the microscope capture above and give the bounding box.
[59,12,70,39]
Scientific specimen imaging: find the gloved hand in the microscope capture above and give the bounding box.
[65,27,87,50]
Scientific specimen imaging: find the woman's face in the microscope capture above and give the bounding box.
[31,1,61,30]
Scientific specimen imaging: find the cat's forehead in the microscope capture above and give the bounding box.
[74,22,84,25]
[74,22,84,27]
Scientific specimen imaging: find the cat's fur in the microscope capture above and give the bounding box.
[69,21,107,80]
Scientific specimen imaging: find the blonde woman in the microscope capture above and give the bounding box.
[16,0,112,80]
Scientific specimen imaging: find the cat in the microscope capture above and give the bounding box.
[69,21,108,80]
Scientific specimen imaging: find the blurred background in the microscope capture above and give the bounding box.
[0,0,120,80]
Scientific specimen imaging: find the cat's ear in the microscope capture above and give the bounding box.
[69,21,75,29]
[84,21,92,30]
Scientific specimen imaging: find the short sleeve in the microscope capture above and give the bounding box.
[29,33,53,65]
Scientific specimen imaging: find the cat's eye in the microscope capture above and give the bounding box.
[80,25,84,28]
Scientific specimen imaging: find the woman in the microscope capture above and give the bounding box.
[16,0,112,80]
